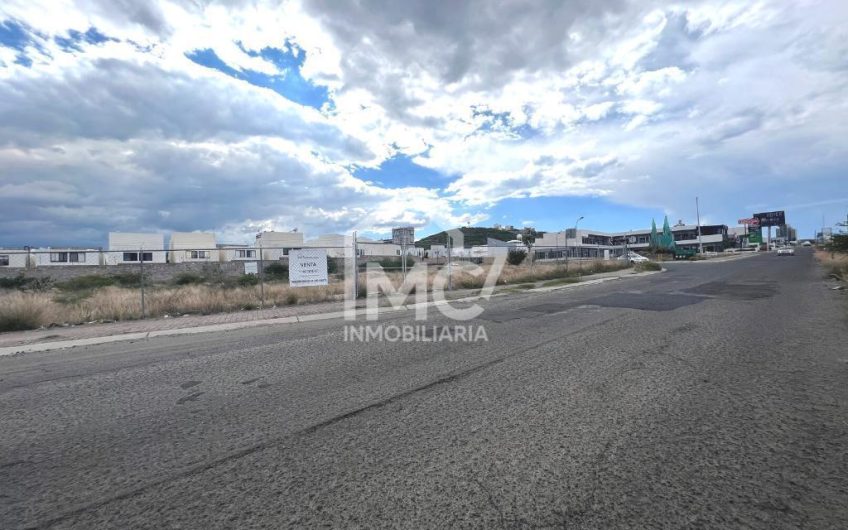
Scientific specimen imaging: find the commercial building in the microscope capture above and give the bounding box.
[533,222,729,260]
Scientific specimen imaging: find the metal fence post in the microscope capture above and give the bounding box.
[139,247,146,319]
[446,232,452,291]
[352,231,359,299]
[258,242,265,309]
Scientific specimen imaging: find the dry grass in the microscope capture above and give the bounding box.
[361,259,630,292]
[0,282,346,331]
[815,250,848,281]
[0,259,629,331]
[0,292,49,332]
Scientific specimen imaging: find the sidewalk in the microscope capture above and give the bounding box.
[0,268,653,354]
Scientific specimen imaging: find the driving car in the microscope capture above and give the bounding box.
[777,247,795,256]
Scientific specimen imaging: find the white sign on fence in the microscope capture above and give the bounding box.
[289,248,328,287]
[244,261,258,275]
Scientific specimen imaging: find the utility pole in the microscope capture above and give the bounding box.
[695,196,704,254]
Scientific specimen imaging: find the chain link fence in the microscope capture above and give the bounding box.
[0,238,631,331]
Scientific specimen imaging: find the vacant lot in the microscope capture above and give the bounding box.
[0,260,632,331]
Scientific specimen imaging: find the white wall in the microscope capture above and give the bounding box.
[106,233,166,265]
[255,231,304,260]
[357,242,402,257]
[219,246,259,261]
[32,248,101,266]
[305,234,346,258]
[0,250,31,268]
[169,232,218,263]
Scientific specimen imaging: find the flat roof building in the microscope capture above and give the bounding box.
[106,232,167,265]
[169,232,218,263]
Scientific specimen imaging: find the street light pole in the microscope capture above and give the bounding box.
[696,196,704,254]
[567,216,583,272]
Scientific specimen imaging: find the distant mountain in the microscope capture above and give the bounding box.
[416,227,522,249]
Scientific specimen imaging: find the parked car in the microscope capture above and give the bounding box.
[777,247,795,256]
[619,251,649,264]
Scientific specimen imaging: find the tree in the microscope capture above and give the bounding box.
[826,234,848,253]
[520,227,538,248]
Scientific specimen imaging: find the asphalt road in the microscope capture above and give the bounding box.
[1,250,847,529]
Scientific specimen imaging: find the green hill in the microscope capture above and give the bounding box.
[416,227,521,249]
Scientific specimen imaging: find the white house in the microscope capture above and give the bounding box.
[218,243,259,262]
[169,232,218,263]
[33,247,101,266]
[0,249,32,268]
[355,238,403,258]
[255,231,304,260]
[105,232,167,265]
[305,233,346,258]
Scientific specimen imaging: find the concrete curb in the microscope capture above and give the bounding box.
[0,269,657,356]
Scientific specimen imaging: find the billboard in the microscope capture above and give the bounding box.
[289,248,328,287]
[392,226,415,246]
[753,211,785,227]
[748,227,763,244]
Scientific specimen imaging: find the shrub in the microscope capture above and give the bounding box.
[0,293,47,331]
[174,272,205,285]
[635,261,662,272]
[27,277,54,291]
[111,273,142,288]
[237,274,260,287]
[264,262,289,280]
[285,292,299,305]
[56,275,115,291]
[0,275,37,290]
[506,249,527,266]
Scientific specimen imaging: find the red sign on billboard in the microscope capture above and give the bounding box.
[738,218,760,226]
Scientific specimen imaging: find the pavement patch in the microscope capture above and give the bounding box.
[684,281,777,300]
[586,292,704,312]
[477,310,542,323]
[521,302,574,314]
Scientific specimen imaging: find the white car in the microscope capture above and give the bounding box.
[620,251,649,263]
[777,247,795,256]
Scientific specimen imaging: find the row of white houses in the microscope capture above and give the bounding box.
[0,231,421,269]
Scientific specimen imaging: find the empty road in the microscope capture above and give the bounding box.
[1,250,847,528]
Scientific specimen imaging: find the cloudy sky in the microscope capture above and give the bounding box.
[1,0,846,247]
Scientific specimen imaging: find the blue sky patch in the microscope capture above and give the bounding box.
[0,19,40,66]
[55,27,113,51]
[486,195,665,236]
[186,43,330,109]
[353,154,448,189]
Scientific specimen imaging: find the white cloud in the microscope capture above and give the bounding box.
[1,0,847,244]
